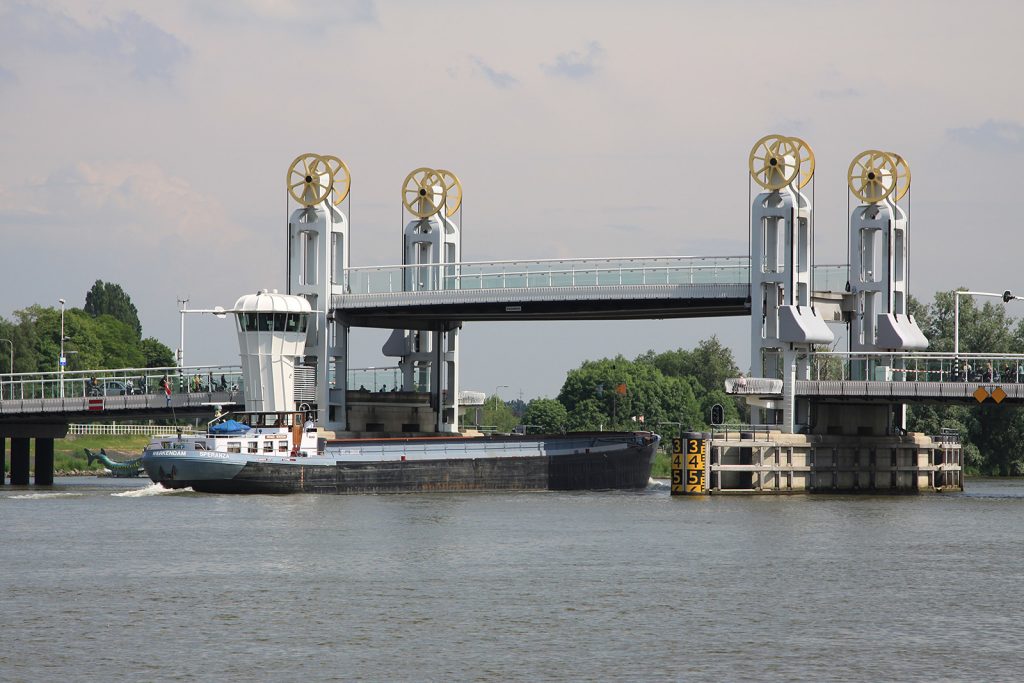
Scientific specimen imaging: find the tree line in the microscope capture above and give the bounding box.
[471,337,745,437]
[0,281,175,374]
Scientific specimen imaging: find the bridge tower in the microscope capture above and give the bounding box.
[748,135,834,433]
[382,168,463,433]
[285,153,352,430]
[846,150,927,382]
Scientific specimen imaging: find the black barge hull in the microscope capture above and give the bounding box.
[154,433,658,494]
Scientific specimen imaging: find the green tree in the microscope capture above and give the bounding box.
[479,398,518,433]
[557,355,702,432]
[636,336,745,422]
[523,398,568,433]
[1,303,175,373]
[83,280,142,338]
[140,337,176,367]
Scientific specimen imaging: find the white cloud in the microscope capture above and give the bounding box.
[541,41,605,80]
[0,2,188,81]
[948,120,1024,152]
[469,56,518,89]
[191,0,378,29]
[1,161,243,246]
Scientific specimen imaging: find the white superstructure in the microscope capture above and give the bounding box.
[233,290,312,412]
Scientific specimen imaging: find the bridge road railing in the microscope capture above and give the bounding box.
[0,364,427,417]
[0,365,245,414]
[342,258,850,295]
[343,256,752,295]
[727,352,1024,402]
[805,351,1024,384]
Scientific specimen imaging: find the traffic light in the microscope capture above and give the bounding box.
[1004,290,1015,303]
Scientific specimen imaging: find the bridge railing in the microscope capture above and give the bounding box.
[347,366,403,392]
[807,352,1024,383]
[343,256,753,295]
[0,365,244,402]
[813,264,849,292]
[343,257,849,296]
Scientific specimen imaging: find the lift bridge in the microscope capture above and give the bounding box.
[3,141,1021,488]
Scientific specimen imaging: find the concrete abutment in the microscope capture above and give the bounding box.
[707,403,962,494]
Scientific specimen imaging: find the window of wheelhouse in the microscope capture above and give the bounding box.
[237,312,259,332]
[285,314,307,333]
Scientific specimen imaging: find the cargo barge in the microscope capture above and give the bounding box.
[141,413,658,494]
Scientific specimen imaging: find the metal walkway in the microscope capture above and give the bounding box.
[336,257,849,326]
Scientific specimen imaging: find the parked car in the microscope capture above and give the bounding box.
[88,380,127,396]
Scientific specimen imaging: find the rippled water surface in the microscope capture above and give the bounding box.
[3,477,1023,681]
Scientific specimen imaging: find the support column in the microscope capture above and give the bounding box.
[10,437,30,485]
[35,437,54,486]
[782,349,797,434]
[0,436,6,484]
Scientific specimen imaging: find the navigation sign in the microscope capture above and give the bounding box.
[670,437,684,495]
[710,403,725,425]
[59,356,67,367]
[684,437,707,494]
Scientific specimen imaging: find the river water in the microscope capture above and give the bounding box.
[2,477,1023,682]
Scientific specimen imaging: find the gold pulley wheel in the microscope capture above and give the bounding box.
[887,152,911,202]
[287,153,334,207]
[847,150,897,204]
[789,136,815,189]
[402,167,447,218]
[748,134,800,190]
[435,168,462,216]
[321,155,352,205]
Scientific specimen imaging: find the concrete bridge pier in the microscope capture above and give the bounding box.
[0,436,5,484]
[10,437,30,485]
[35,438,54,485]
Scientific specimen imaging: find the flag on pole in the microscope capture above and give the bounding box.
[615,383,627,396]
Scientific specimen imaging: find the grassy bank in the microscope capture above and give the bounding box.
[651,451,669,478]
[4,434,151,473]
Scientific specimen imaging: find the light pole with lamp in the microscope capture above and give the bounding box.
[177,297,190,368]
[953,289,1022,357]
[58,298,66,398]
[492,384,509,410]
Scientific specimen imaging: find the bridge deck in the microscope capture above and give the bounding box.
[334,258,847,327]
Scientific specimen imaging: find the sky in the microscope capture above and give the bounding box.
[2,0,1023,401]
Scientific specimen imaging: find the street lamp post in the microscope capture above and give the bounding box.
[493,384,509,409]
[58,298,66,398]
[953,289,1023,357]
[177,297,190,369]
